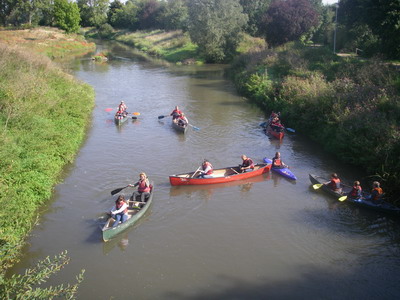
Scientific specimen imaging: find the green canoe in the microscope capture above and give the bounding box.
[102,185,154,242]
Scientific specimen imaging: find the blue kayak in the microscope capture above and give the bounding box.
[263,158,297,180]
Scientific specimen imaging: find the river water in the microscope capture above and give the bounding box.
[8,42,400,299]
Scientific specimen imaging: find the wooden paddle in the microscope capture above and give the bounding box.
[111,185,130,196]
[312,183,324,190]
[191,166,202,178]
[231,168,239,174]
[338,195,347,201]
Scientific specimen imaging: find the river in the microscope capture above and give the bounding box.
[8,42,400,299]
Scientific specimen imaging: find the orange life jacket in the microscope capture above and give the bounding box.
[329,178,341,190]
[372,187,383,200]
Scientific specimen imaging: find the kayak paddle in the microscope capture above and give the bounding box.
[111,185,130,196]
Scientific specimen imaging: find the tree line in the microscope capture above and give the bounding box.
[1,0,399,61]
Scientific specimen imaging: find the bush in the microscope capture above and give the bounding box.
[98,23,114,39]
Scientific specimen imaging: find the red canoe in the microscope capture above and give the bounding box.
[169,163,271,186]
[266,125,284,140]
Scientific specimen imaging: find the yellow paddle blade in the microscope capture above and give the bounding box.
[312,183,323,189]
[133,112,140,116]
[338,195,347,201]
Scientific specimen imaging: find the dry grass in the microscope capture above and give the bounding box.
[0,27,95,58]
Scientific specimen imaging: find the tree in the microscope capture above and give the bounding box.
[77,0,108,27]
[340,0,400,59]
[107,0,123,25]
[53,0,81,33]
[239,0,271,36]
[137,0,162,30]
[161,0,188,30]
[109,0,139,30]
[260,0,319,46]
[187,0,248,62]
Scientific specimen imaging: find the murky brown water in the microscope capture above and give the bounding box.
[8,42,400,299]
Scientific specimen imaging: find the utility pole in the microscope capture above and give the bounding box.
[333,3,339,54]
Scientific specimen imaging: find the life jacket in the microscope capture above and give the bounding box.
[273,158,282,167]
[119,104,126,112]
[171,109,182,119]
[242,158,254,169]
[372,187,383,200]
[350,185,362,198]
[329,178,341,190]
[202,162,213,175]
[116,201,128,214]
[138,179,151,193]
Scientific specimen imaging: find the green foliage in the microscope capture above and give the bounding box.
[77,0,108,27]
[109,0,139,30]
[229,43,400,200]
[161,0,188,30]
[187,0,248,63]
[53,0,81,33]
[98,23,114,38]
[0,43,94,269]
[0,251,85,299]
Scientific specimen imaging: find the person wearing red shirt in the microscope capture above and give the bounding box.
[170,106,182,120]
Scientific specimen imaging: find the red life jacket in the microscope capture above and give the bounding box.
[350,185,362,198]
[138,179,151,193]
[273,158,281,167]
[116,201,128,214]
[329,178,341,190]
[202,162,213,175]
[372,187,383,200]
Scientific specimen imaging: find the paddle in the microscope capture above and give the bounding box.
[105,108,114,112]
[312,183,324,190]
[191,166,202,178]
[286,128,295,133]
[231,168,239,174]
[158,115,170,119]
[132,112,140,116]
[338,195,347,201]
[111,185,130,196]
[188,123,200,131]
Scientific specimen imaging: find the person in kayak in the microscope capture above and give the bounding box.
[239,155,254,172]
[348,181,362,200]
[110,195,129,227]
[129,172,151,203]
[170,106,182,120]
[118,101,127,116]
[198,159,213,178]
[325,173,342,193]
[272,152,287,169]
[365,181,384,203]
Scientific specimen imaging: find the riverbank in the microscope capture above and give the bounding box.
[228,42,400,201]
[0,28,95,271]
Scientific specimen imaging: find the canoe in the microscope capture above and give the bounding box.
[263,158,297,180]
[172,118,188,133]
[102,185,154,241]
[114,113,129,126]
[169,163,271,186]
[266,124,284,140]
[309,174,400,217]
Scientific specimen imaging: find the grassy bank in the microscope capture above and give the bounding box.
[0,40,94,271]
[229,43,400,201]
[0,27,95,59]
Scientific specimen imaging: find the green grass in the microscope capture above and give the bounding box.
[0,43,95,271]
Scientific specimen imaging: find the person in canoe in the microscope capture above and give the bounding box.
[118,101,128,116]
[129,172,151,203]
[348,181,362,200]
[170,106,182,120]
[109,195,129,227]
[239,154,255,172]
[324,173,342,193]
[177,113,188,127]
[197,159,214,178]
[365,181,384,203]
[272,152,287,169]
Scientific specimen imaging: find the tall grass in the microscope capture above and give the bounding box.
[230,43,400,201]
[0,43,94,271]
